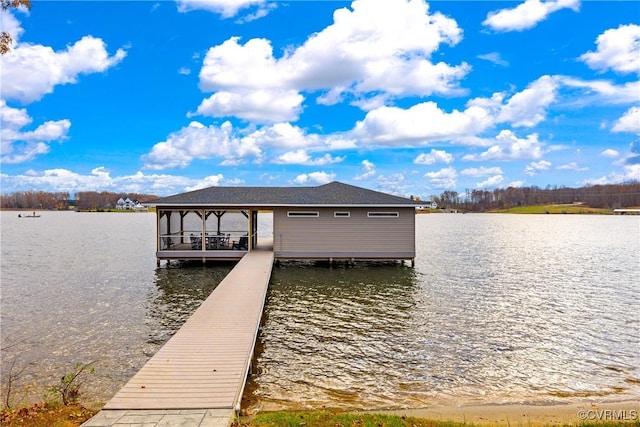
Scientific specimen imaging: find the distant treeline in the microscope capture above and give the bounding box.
[426,182,640,211]
[0,190,158,210]
[1,182,639,211]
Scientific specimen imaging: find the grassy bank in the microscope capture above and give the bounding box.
[3,405,639,427]
[0,402,97,427]
[236,410,640,427]
[493,205,612,214]
[237,411,464,427]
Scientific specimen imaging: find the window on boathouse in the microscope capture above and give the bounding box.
[287,211,320,217]
[367,212,399,218]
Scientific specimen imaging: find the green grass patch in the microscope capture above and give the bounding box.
[238,410,458,427]
[493,205,611,214]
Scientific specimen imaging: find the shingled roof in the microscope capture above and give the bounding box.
[148,181,420,207]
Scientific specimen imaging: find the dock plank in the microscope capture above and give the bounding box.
[103,244,274,411]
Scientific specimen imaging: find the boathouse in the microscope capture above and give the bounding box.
[148,181,420,265]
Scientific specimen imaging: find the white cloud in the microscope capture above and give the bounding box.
[496,75,558,127]
[185,174,225,191]
[274,149,345,165]
[292,171,336,185]
[463,130,545,161]
[476,175,504,188]
[142,121,258,169]
[557,162,588,171]
[288,0,466,97]
[237,3,278,23]
[0,166,249,196]
[612,106,640,133]
[524,160,552,175]
[0,167,165,194]
[579,24,640,75]
[178,67,191,75]
[194,89,304,123]
[0,100,70,164]
[1,141,50,164]
[463,76,636,134]
[354,159,376,180]
[243,122,321,150]
[308,153,345,166]
[0,10,24,49]
[414,149,454,165]
[559,78,640,106]
[1,35,127,103]
[0,99,30,129]
[198,37,285,93]
[460,166,503,177]
[375,173,409,196]
[584,164,640,186]
[477,52,509,67]
[600,148,620,158]
[274,150,310,164]
[195,0,469,122]
[149,64,635,170]
[176,0,267,19]
[352,102,491,145]
[348,94,389,112]
[424,166,457,189]
[141,120,354,170]
[483,0,580,32]
[325,135,358,150]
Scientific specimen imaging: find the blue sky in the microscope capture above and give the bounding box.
[1,0,638,198]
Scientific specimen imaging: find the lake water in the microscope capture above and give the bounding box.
[1,211,638,410]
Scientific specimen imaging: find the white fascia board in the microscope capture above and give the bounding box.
[152,203,418,209]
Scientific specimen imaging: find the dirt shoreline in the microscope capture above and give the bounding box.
[365,400,640,425]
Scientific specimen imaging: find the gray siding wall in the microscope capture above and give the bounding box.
[273,207,415,259]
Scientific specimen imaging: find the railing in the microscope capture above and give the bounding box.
[159,230,249,251]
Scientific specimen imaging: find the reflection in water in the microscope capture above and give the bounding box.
[1,212,638,410]
[146,263,234,347]
[248,263,421,410]
[246,215,640,411]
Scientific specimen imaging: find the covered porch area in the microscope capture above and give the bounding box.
[155,207,267,265]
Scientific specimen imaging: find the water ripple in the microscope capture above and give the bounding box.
[1,212,638,410]
[247,215,640,411]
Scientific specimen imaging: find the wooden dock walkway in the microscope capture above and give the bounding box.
[85,240,274,426]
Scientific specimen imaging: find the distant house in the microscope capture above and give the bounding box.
[146,181,421,266]
[116,197,139,210]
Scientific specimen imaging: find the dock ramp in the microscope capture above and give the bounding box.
[93,242,273,423]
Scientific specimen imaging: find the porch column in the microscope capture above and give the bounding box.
[249,210,258,250]
[201,209,206,252]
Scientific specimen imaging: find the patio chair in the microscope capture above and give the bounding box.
[190,233,202,250]
[232,235,248,250]
[162,236,174,250]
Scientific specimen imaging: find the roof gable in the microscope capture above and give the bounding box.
[149,181,419,207]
